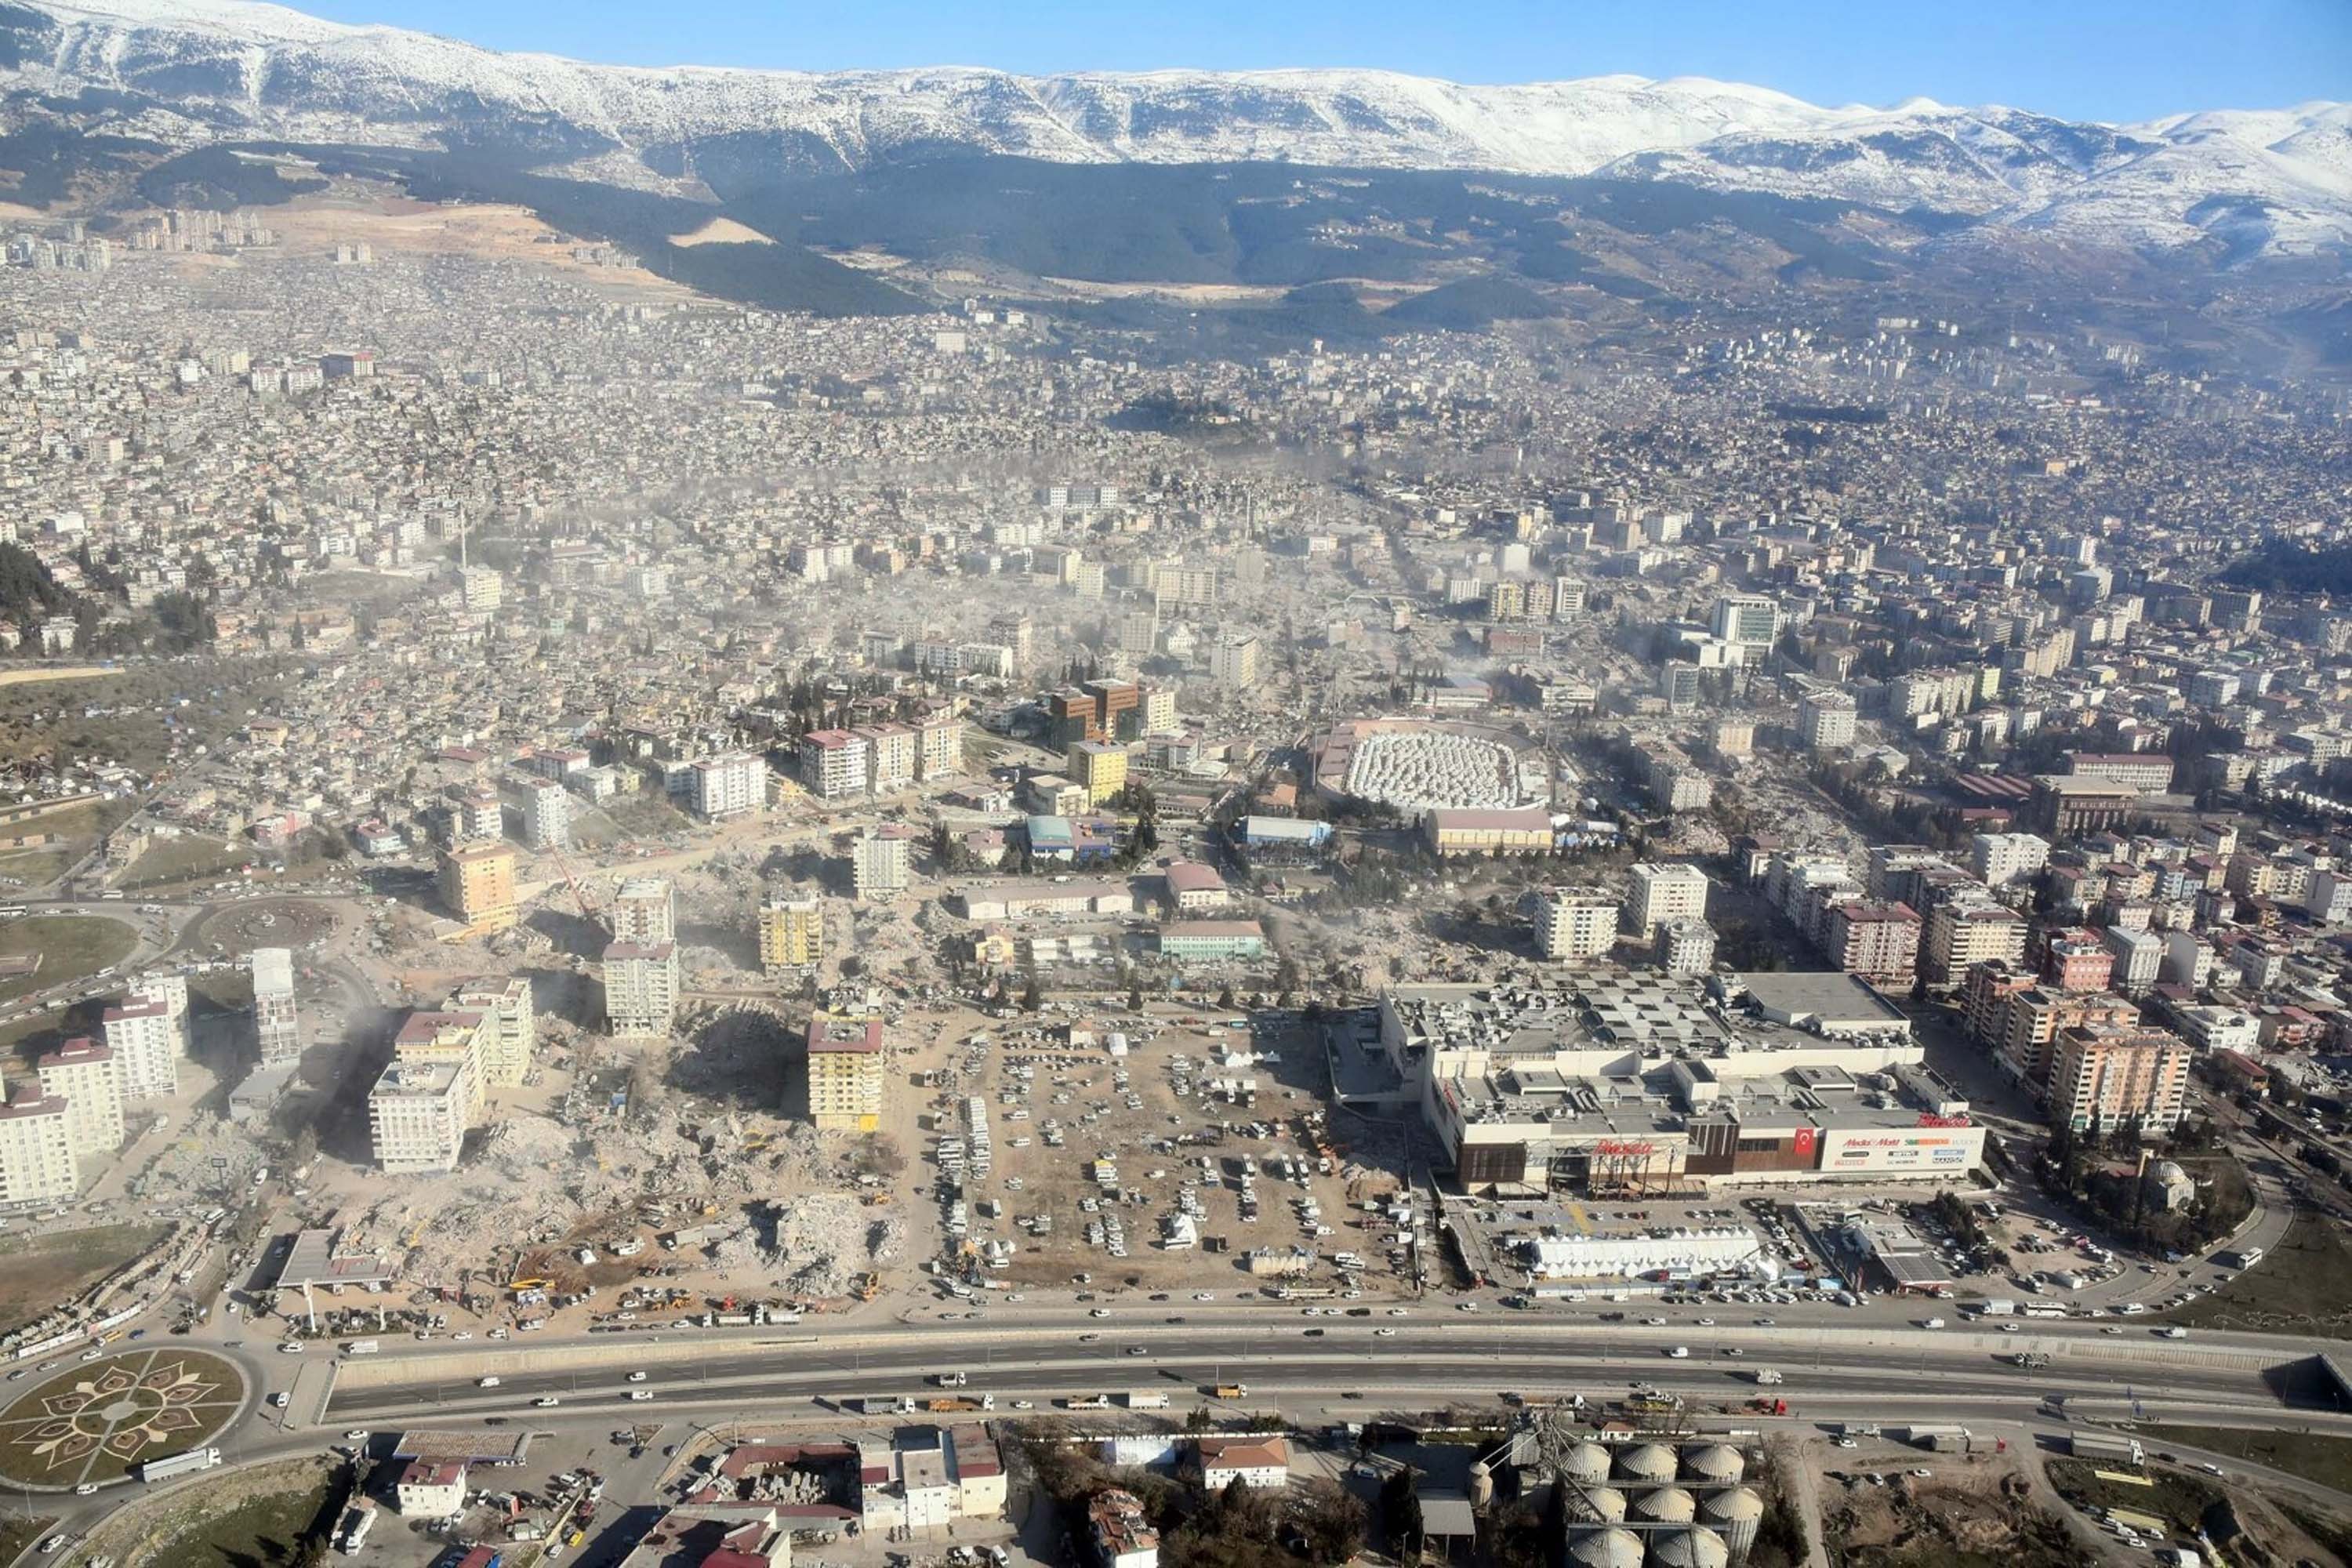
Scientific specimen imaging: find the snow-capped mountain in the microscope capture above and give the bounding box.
[2,0,2347,256]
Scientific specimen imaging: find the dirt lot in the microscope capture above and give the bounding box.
[0,1223,166,1334]
[1818,1452,2082,1567]
[912,1004,1416,1299]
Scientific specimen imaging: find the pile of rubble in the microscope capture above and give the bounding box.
[703,1193,905,1298]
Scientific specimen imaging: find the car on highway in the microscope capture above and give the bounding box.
[344,1429,368,1440]
[1089,1308,1111,1319]
[1665,1346,1689,1358]
[72,1483,96,1497]
[1374,1327,1396,1337]
[278,1341,304,1353]
[628,1371,648,1382]
[1721,1347,1744,1357]
[1125,1345,1146,1356]
[629,1390,653,1401]
[534,1396,561,1407]
[1387,1308,1409,1317]
[77,1349,100,1362]
[1078,1334,1100,1344]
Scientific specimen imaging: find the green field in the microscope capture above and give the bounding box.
[120,834,246,891]
[2140,1424,2352,1495]
[0,915,138,1004]
[2158,1214,2352,1338]
[0,1225,167,1336]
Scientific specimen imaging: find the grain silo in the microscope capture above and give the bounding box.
[1563,1441,1614,1486]
[1679,1443,1745,1486]
[1697,1486,1765,1562]
[1628,1484,1697,1525]
[1565,1526,1645,1568]
[1614,1443,1679,1485]
[1649,1525,1730,1568]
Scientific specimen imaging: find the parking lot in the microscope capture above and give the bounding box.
[914,1007,1418,1303]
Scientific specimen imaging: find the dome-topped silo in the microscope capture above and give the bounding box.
[1566,1526,1644,1568]
[1698,1486,1765,1560]
[1615,1443,1679,1485]
[1563,1441,1614,1486]
[1680,1443,1744,1485]
[1649,1525,1730,1568]
[1629,1485,1697,1525]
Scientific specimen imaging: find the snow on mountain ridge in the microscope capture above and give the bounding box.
[2,0,2347,254]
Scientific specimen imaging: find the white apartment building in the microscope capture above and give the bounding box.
[1659,918,1718,975]
[1210,634,1259,688]
[0,1087,77,1204]
[2104,925,2165,991]
[915,713,964,779]
[1972,832,2052,887]
[857,724,919,791]
[252,946,301,1067]
[853,832,913,901]
[368,1061,467,1173]
[35,1038,123,1156]
[610,878,676,943]
[799,729,871,800]
[689,753,766,819]
[102,993,180,1102]
[518,777,571,849]
[1628,862,1711,935]
[1532,887,1620,961]
[451,975,535,1089]
[603,941,679,1036]
[1799,690,1859,750]
[1138,686,1178,735]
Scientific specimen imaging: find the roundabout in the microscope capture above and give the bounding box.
[0,1349,245,1488]
[187,897,341,958]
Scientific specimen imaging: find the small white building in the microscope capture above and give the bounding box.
[1195,1436,1290,1493]
[395,1460,467,1518]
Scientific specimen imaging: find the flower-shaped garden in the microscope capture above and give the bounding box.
[0,1350,244,1487]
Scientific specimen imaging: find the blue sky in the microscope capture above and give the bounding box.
[291,0,2350,122]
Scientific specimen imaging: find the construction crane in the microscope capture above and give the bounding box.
[545,842,608,934]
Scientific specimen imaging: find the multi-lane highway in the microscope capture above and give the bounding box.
[317,1311,2331,1428]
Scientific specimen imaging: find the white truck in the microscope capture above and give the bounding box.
[932,1370,968,1388]
[1752,1368,1784,1385]
[1973,1299,2016,1318]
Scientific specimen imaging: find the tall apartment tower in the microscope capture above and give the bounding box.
[603,941,680,1037]
[252,946,301,1067]
[102,990,180,1102]
[760,896,825,975]
[0,1086,78,1204]
[611,878,676,943]
[451,976,536,1089]
[438,843,518,932]
[34,1037,123,1155]
[806,1014,885,1132]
